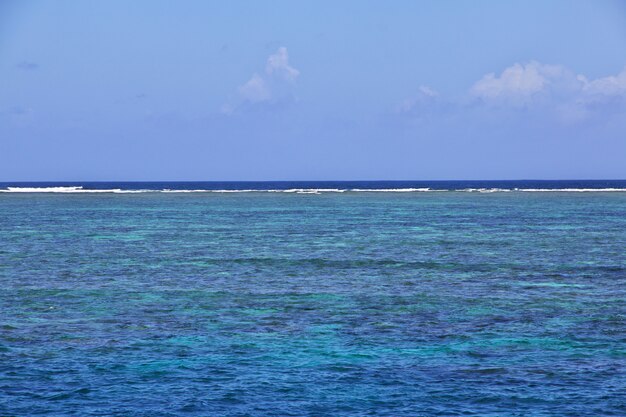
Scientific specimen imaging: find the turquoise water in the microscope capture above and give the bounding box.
[1,189,625,416]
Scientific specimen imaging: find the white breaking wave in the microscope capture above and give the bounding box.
[0,187,153,193]
[515,188,626,192]
[350,188,433,192]
[460,188,626,193]
[2,186,116,193]
[162,189,258,193]
[1,186,625,194]
[4,186,88,192]
[276,188,346,194]
[461,188,512,193]
[164,189,345,193]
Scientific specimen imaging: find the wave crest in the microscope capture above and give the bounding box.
[2,186,625,194]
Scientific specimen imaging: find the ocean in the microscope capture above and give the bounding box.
[1,181,625,416]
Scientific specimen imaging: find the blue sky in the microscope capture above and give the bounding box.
[1,0,625,180]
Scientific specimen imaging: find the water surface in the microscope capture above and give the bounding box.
[1,183,625,416]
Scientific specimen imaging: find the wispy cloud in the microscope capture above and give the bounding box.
[265,47,300,82]
[470,61,626,105]
[398,62,626,124]
[579,67,626,98]
[469,61,579,106]
[0,106,34,127]
[469,62,626,122]
[16,61,40,71]
[238,73,272,103]
[223,47,300,114]
[395,85,441,116]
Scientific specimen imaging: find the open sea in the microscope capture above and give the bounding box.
[1,180,625,416]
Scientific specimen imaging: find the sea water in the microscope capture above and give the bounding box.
[1,181,625,416]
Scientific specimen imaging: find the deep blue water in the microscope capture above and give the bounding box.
[1,181,625,416]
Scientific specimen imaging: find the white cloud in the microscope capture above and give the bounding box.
[469,62,626,122]
[418,85,438,98]
[224,47,300,112]
[470,61,572,105]
[265,47,299,82]
[394,62,626,126]
[579,67,626,97]
[396,85,440,114]
[238,73,271,103]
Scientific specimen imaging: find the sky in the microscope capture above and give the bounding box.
[1,0,625,181]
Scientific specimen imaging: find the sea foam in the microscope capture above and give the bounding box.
[2,186,625,193]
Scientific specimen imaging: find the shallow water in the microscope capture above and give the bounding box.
[1,190,625,416]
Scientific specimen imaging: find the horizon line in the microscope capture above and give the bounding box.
[1,179,626,183]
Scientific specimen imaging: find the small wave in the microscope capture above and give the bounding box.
[4,186,87,193]
[350,188,433,192]
[161,189,258,193]
[2,186,625,194]
[0,187,154,193]
[461,188,512,193]
[515,188,626,192]
[451,188,626,193]
[1,186,119,193]
[271,189,346,194]
[163,189,345,194]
